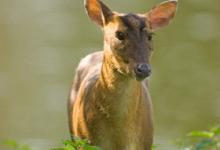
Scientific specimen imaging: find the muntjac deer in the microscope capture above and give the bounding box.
[68,0,177,149]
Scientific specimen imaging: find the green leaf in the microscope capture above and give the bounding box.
[64,144,76,150]
[210,125,220,135]
[188,131,214,138]
[3,140,19,149]
[75,138,89,146]
[63,140,74,146]
[195,139,215,150]
[83,145,101,150]
[151,144,158,150]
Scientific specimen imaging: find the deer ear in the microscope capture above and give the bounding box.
[147,0,177,31]
[85,0,113,27]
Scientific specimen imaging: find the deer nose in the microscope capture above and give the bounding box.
[134,64,151,79]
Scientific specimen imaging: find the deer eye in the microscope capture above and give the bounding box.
[116,31,125,40]
[140,25,146,33]
[148,35,152,41]
[148,33,154,41]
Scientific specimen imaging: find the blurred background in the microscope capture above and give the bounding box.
[0,0,220,149]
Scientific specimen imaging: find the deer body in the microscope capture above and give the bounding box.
[68,0,177,149]
[70,51,153,149]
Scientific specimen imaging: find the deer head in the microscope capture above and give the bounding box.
[85,0,177,80]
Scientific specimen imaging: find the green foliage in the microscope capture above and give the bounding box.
[52,137,101,150]
[3,140,31,150]
[3,126,220,150]
[151,144,159,150]
[175,125,220,150]
[3,137,100,150]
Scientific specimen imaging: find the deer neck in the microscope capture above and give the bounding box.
[98,48,141,97]
[95,49,142,119]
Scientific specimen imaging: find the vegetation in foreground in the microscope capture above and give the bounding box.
[3,137,100,150]
[3,125,220,150]
[176,125,220,150]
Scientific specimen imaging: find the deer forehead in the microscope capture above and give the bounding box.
[104,13,149,33]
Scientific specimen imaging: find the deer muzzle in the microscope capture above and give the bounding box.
[134,63,151,81]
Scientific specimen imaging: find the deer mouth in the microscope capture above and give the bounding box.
[134,73,151,81]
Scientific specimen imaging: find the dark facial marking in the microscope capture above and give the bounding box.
[120,14,146,31]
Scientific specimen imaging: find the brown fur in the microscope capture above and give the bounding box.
[68,0,177,150]
[69,51,153,149]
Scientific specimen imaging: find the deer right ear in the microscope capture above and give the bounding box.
[146,0,177,31]
[85,0,113,27]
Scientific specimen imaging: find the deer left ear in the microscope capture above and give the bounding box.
[85,0,113,27]
[146,0,177,31]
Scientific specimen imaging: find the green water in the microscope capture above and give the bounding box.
[0,0,220,149]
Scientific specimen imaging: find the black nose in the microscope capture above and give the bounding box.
[134,64,151,79]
